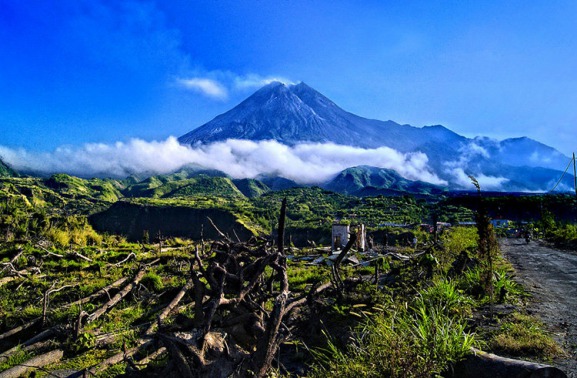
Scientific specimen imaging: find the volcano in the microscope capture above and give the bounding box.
[179,81,572,192]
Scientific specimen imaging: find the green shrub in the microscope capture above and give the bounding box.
[416,280,473,317]
[141,272,164,292]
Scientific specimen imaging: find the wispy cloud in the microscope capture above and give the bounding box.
[233,74,295,90]
[176,78,228,100]
[174,72,295,101]
[443,141,509,190]
[0,138,445,185]
[447,167,509,190]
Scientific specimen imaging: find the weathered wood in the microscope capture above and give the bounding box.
[0,349,63,378]
[277,198,287,254]
[70,250,93,262]
[453,347,567,378]
[64,276,128,309]
[85,340,153,376]
[0,263,23,277]
[111,252,136,267]
[162,337,195,378]
[207,216,232,242]
[0,327,56,360]
[8,249,23,265]
[0,276,17,287]
[331,234,357,290]
[85,268,147,324]
[251,258,289,378]
[42,283,74,326]
[145,278,194,335]
[0,317,40,342]
[285,281,332,314]
[35,244,64,258]
[134,346,167,367]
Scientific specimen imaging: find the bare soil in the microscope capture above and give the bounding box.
[500,237,577,376]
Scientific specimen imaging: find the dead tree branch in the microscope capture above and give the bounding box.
[0,317,41,342]
[110,252,136,267]
[85,267,147,325]
[0,349,64,378]
[63,277,128,309]
[331,234,357,291]
[42,283,74,326]
[70,250,93,262]
[207,216,232,242]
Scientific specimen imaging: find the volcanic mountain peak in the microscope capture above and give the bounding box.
[178,81,571,191]
[178,81,372,146]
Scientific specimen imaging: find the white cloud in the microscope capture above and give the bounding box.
[0,138,446,186]
[176,78,228,100]
[447,167,509,190]
[233,74,295,90]
[442,140,509,189]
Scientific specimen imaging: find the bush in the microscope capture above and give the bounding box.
[416,280,473,317]
[141,272,164,292]
[47,228,70,248]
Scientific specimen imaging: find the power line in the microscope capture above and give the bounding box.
[549,154,574,193]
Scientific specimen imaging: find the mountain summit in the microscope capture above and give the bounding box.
[179,81,464,152]
[179,82,572,191]
[179,81,367,146]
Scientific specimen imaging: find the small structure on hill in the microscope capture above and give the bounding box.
[332,223,366,253]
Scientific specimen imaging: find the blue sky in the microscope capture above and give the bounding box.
[1,0,576,157]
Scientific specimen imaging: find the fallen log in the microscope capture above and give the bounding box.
[63,276,128,309]
[0,349,64,378]
[134,346,167,367]
[145,278,194,335]
[85,340,153,376]
[452,347,567,378]
[70,251,93,262]
[85,268,147,324]
[0,317,40,342]
[0,327,56,360]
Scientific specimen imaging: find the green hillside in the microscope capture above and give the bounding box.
[124,175,244,198]
[0,159,17,178]
[232,178,270,198]
[324,166,446,196]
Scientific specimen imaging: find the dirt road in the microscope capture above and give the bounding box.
[500,237,577,376]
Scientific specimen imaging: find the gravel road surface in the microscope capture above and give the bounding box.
[500,237,577,376]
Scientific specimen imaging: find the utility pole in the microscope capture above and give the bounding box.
[574,153,577,197]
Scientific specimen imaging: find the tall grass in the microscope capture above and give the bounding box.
[309,280,476,377]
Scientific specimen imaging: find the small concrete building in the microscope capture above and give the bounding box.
[332,224,349,252]
[332,223,366,253]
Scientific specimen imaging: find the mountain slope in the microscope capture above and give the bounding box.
[0,158,17,177]
[324,166,446,196]
[178,81,572,191]
[179,82,467,153]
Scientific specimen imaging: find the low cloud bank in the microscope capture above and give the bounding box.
[443,141,509,190]
[0,137,446,185]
